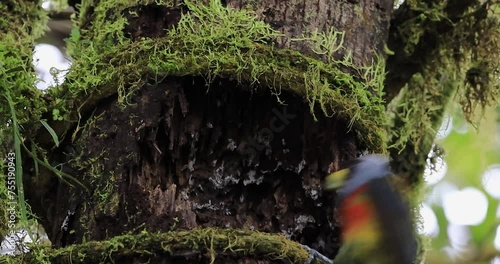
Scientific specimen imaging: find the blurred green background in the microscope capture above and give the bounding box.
[422,105,500,263]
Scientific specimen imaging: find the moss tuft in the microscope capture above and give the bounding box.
[45,0,387,152]
[387,0,499,185]
[1,228,318,264]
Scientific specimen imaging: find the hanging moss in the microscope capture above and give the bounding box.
[43,0,388,153]
[389,0,499,119]
[387,0,499,185]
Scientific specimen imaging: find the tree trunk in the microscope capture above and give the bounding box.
[15,0,400,263]
[225,0,392,66]
[22,0,393,262]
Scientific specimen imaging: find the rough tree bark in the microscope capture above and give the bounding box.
[31,0,392,261]
[31,0,390,262]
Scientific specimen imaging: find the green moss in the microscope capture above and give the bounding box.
[0,0,49,240]
[46,0,387,152]
[397,0,448,55]
[0,158,8,240]
[95,173,118,215]
[387,56,457,186]
[0,1,48,128]
[393,0,499,123]
[387,0,499,184]
[386,3,499,262]
[1,228,316,264]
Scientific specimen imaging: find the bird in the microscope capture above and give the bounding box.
[323,155,417,264]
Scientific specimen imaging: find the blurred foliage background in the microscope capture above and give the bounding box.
[423,105,500,263]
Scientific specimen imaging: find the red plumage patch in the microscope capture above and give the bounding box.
[339,184,379,243]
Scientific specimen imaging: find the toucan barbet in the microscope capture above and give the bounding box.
[324,155,417,264]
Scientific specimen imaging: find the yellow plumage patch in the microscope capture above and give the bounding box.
[340,185,381,250]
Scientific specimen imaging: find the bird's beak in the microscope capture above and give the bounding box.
[323,169,350,190]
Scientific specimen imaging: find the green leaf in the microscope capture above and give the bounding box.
[40,119,60,147]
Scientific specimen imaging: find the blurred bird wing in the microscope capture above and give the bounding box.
[367,177,417,264]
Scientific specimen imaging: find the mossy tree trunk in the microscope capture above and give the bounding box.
[27,0,392,262]
[0,0,497,263]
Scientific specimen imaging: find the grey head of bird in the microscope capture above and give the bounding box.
[324,154,391,199]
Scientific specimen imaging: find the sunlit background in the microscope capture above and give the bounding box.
[419,107,500,263]
[2,1,500,263]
